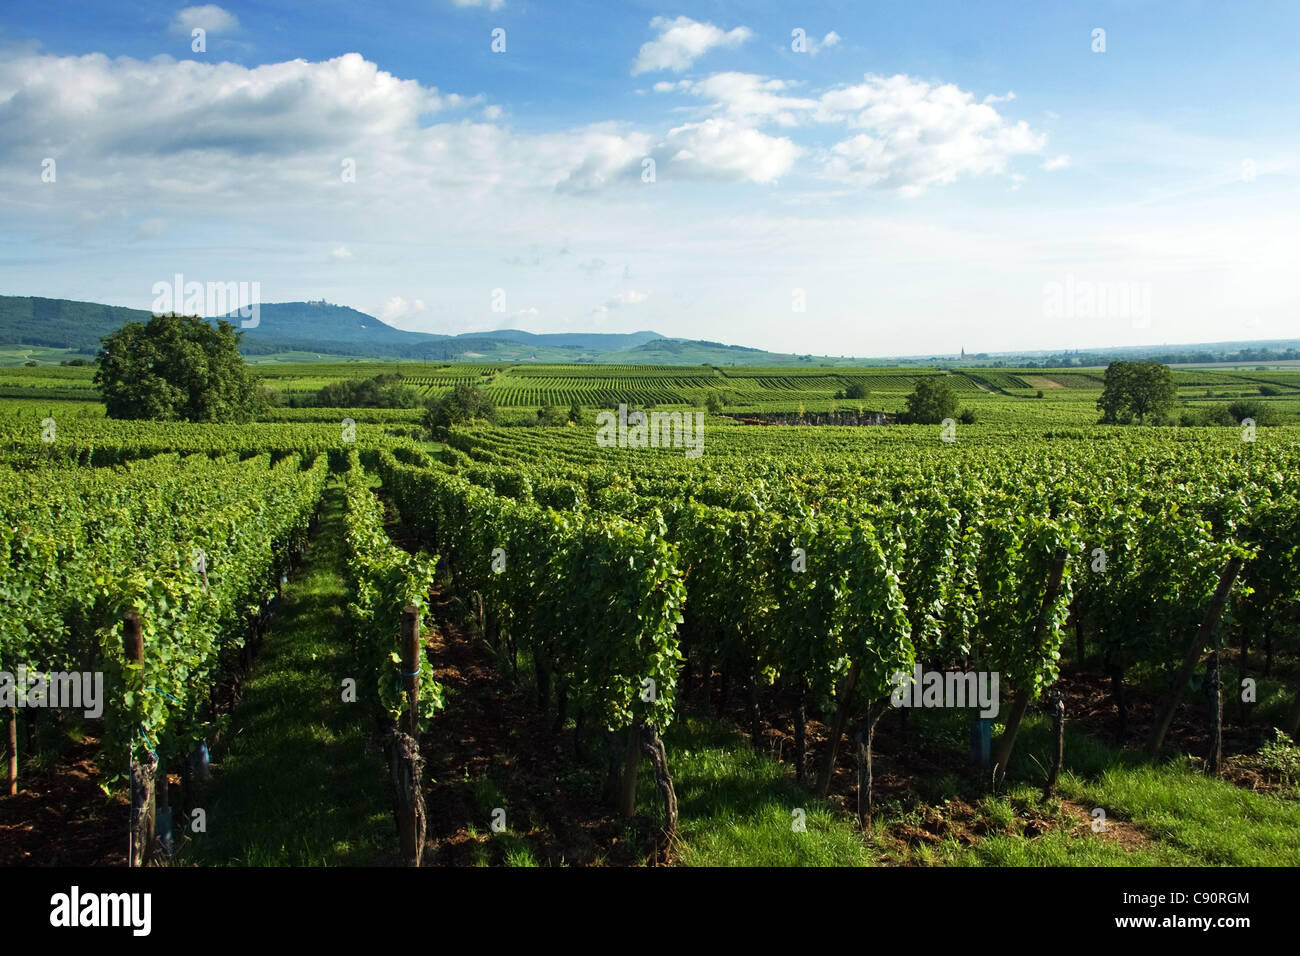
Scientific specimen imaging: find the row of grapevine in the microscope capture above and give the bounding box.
[1,451,329,808]
[339,453,444,728]
[374,450,688,829]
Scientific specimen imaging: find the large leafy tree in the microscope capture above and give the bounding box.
[422,381,497,430]
[314,374,420,408]
[94,313,266,422]
[1097,360,1176,424]
[902,375,958,424]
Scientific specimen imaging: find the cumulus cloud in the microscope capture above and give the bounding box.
[379,296,426,320]
[0,52,458,164]
[632,16,751,75]
[595,289,649,313]
[815,74,1047,194]
[678,73,817,127]
[451,0,505,9]
[662,118,800,183]
[331,245,353,259]
[804,30,841,56]
[0,48,1048,259]
[552,127,655,193]
[170,5,239,36]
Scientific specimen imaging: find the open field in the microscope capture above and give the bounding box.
[5,360,1300,427]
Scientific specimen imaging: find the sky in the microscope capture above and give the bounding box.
[0,1,1297,357]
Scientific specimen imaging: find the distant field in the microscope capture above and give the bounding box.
[2,360,1298,426]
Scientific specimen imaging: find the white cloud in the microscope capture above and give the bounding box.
[679,73,817,127]
[482,104,503,120]
[816,74,1046,193]
[595,289,649,313]
[1043,154,1071,171]
[170,5,239,36]
[380,296,426,320]
[552,127,655,193]
[451,0,505,9]
[806,30,842,56]
[632,16,751,75]
[0,52,458,166]
[331,245,353,259]
[662,118,800,184]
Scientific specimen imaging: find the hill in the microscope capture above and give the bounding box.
[4,294,1299,368]
[0,295,803,364]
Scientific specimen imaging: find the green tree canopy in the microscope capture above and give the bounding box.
[422,381,497,430]
[844,381,868,400]
[314,374,420,408]
[902,376,958,425]
[94,313,266,422]
[536,405,565,426]
[1097,361,1176,424]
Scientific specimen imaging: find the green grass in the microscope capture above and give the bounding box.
[653,707,1300,868]
[662,716,876,866]
[0,345,88,367]
[878,714,1300,867]
[184,481,395,866]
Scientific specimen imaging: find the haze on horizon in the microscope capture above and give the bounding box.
[1,1,1296,358]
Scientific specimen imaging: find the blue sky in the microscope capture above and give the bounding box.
[1,1,1297,356]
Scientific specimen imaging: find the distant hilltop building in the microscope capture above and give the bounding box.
[960,347,966,359]
[306,298,332,306]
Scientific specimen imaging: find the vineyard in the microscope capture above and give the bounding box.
[9,360,1300,423]
[2,368,1300,868]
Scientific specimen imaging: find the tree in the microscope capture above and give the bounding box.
[844,382,868,400]
[536,405,564,426]
[567,402,582,424]
[706,392,725,414]
[422,381,496,430]
[315,374,420,408]
[94,313,266,422]
[902,376,958,425]
[1227,399,1278,426]
[1097,361,1176,424]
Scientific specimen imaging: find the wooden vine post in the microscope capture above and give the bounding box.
[1206,651,1222,776]
[392,604,425,867]
[401,606,420,737]
[1043,692,1065,800]
[993,547,1067,785]
[1146,556,1243,756]
[6,704,16,796]
[814,660,861,797]
[124,610,156,867]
